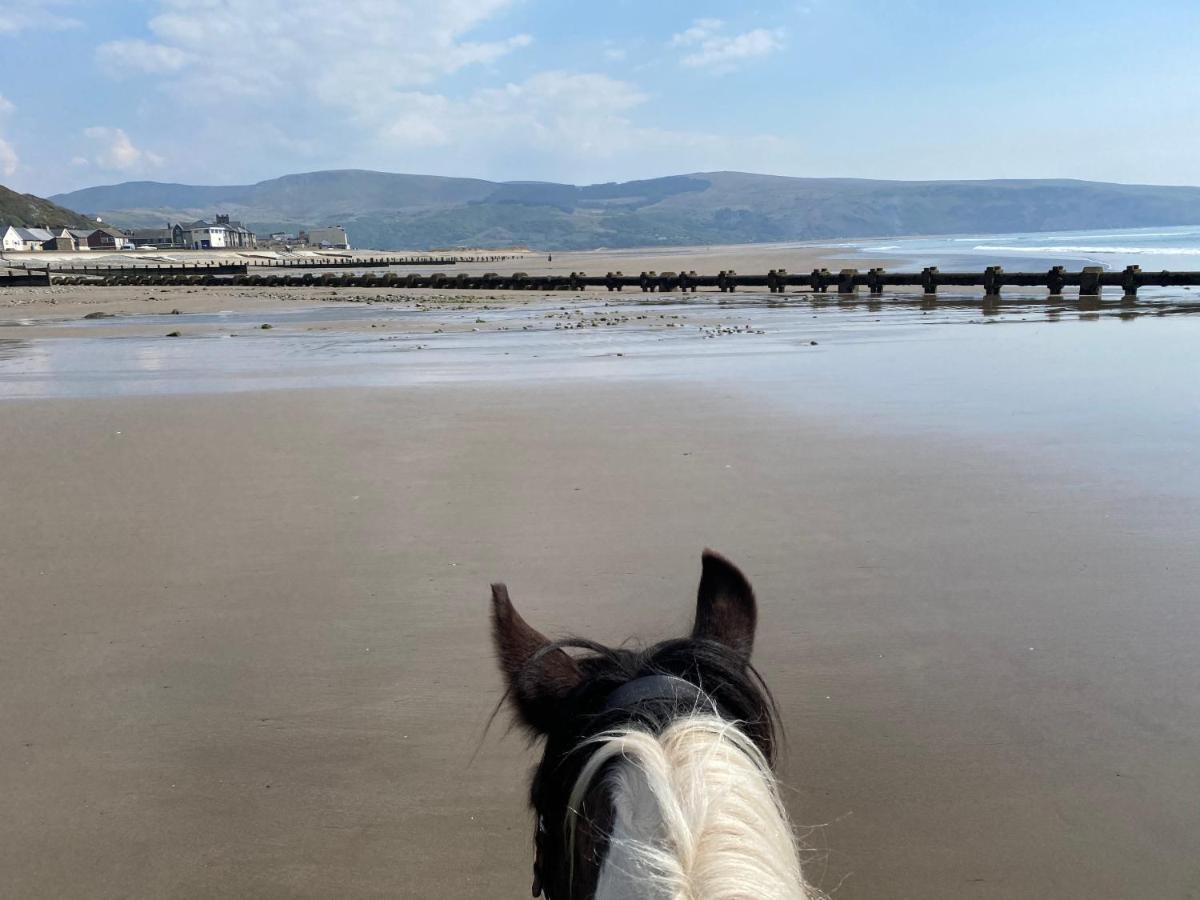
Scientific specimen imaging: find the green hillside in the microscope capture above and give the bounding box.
[1,183,99,229]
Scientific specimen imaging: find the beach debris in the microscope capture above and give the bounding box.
[83,311,114,319]
[260,323,272,329]
[170,309,181,315]
[166,331,181,337]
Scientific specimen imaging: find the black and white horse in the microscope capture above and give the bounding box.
[491,550,811,899]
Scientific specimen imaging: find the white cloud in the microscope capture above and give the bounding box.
[358,70,794,185]
[0,0,81,35]
[670,19,785,73]
[0,139,18,178]
[97,0,531,106]
[78,0,801,188]
[670,18,726,48]
[0,94,16,177]
[82,127,164,173]
[96,39,193,74]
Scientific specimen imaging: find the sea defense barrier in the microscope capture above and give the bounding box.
[24,254,522,279]
[0,269,51,287]
[40,264,1200,300]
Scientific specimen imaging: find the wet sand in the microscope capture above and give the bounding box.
[2,376,1198,898]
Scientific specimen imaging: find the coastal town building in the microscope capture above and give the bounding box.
[177,216,257,250]
[87,227,133,251]
[1,225,102,252]
[2,215,257,252]
[301,226,350,249]
[43,235,75,251]
[126,226,177,248]
[67,228,94,250]
[2,225,56,251]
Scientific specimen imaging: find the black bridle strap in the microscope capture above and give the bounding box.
[601,674,717,715]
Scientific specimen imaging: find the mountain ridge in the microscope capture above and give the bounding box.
[49,170,1200,250]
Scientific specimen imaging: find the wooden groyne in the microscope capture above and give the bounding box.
[3,254,524,280]
[38,264,1200,299]
[0,270,51,287]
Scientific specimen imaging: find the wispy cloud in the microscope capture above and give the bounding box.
[670,19,784,73]
[82,127,164,173]
[0,139,17,178]
[0,94,17,177]
[0,0,82,35]
[96,0,532,102]
[96,39,193,74]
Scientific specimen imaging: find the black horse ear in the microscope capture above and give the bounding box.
[491,584,583,734]
[692,550,757,662]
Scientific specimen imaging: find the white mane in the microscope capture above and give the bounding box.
[567,714,812,900]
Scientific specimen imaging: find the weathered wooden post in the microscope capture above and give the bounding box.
[1120,265,1141,302]
[920,266,939,297]
[983,266,1004,298]
[1079,266,1104,298]
[866,268,885,295]
[810,268,831,293]
[838,268,859,294]
[659,272,677,292]
[639,271,656,293]
[1046,265,1066,297]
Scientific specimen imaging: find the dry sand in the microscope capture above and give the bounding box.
[2,382,1198,899]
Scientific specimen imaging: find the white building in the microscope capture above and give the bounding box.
[1,225,55,251]
[178,216,256,250]
[303,226,350,250]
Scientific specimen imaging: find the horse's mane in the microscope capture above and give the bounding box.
[522,635,798,899]
[569,715,810,899]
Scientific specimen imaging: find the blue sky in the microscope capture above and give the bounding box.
[2,0,1199,195]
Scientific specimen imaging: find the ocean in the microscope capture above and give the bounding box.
[844,224,1200,272]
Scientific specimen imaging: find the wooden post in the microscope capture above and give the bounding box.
[983,266,1003,297]
[838,269,859,294]
[1120,265,1141,302]
[921,266,939,296]
[867,268,885,295]
[1046,266,1066,297]
[1079,266,1103,298]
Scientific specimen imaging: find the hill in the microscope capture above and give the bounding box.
[50,170,1200,251]
[1,184,99,229]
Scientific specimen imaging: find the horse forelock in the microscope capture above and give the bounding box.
[525,637,784,899]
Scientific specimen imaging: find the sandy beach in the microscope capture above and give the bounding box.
[2,257,1199,898]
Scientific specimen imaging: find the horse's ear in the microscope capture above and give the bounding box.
[692,549,757,662]
[491,583,583,734]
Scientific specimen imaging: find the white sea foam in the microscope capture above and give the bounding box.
[956,229,1200,244]
[971,244,1200,256]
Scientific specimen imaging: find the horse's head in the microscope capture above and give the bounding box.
[491,550,800,899]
